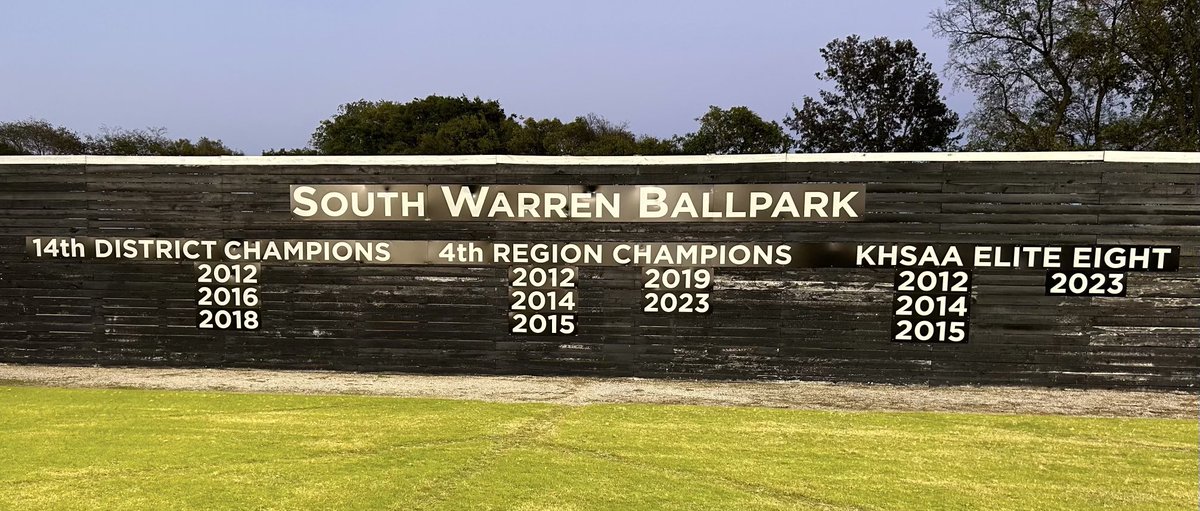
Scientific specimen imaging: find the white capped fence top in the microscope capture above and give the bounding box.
[0,151,1197,166]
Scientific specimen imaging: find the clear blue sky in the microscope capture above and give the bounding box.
[0,0,969,154]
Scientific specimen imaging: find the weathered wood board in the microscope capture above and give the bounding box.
[1,155,1196,388]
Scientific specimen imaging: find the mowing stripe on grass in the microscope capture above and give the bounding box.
[0,386,1194,510]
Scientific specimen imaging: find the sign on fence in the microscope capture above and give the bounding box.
[2,154,1197,388]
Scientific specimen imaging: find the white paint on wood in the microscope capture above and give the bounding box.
[1103,151,1200,163]
[785,151,1106,162]
[497,154,789,165]
[0,155,87,164]
[0,151,1195,165]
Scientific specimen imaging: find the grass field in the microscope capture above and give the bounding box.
[0,386,1195,510]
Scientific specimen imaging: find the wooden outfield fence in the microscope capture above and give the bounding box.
[1,153,1197,388]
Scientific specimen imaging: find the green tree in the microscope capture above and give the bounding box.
[507,114,679,156]
[0,119,86,155]
[785,36,959,152]
[262,147,322,156]
[542,114,679,156]
[932,0,1198,151]
[1117,0,1200,150]
[634,135,683,156]
[86,127,241,156]
[168,136,242,156]
[505,117,566,155]
[679,106,791,154]
[308,95,680,156]
[933,0,1127,149]
[311,95,518,155]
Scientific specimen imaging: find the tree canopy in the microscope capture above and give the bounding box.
[785,36,960,152]
[932,0,1199,150]
[0,119,86,155]
[523,114,680,156]
[678,106,791,154]
[310,95,517,155]
[0,119,240,156]
[86,127,241,156]
[304,96,680,156]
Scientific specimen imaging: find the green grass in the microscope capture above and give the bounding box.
[0,386,1195,510]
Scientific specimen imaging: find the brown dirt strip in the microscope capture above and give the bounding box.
[1,364,1195,419]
